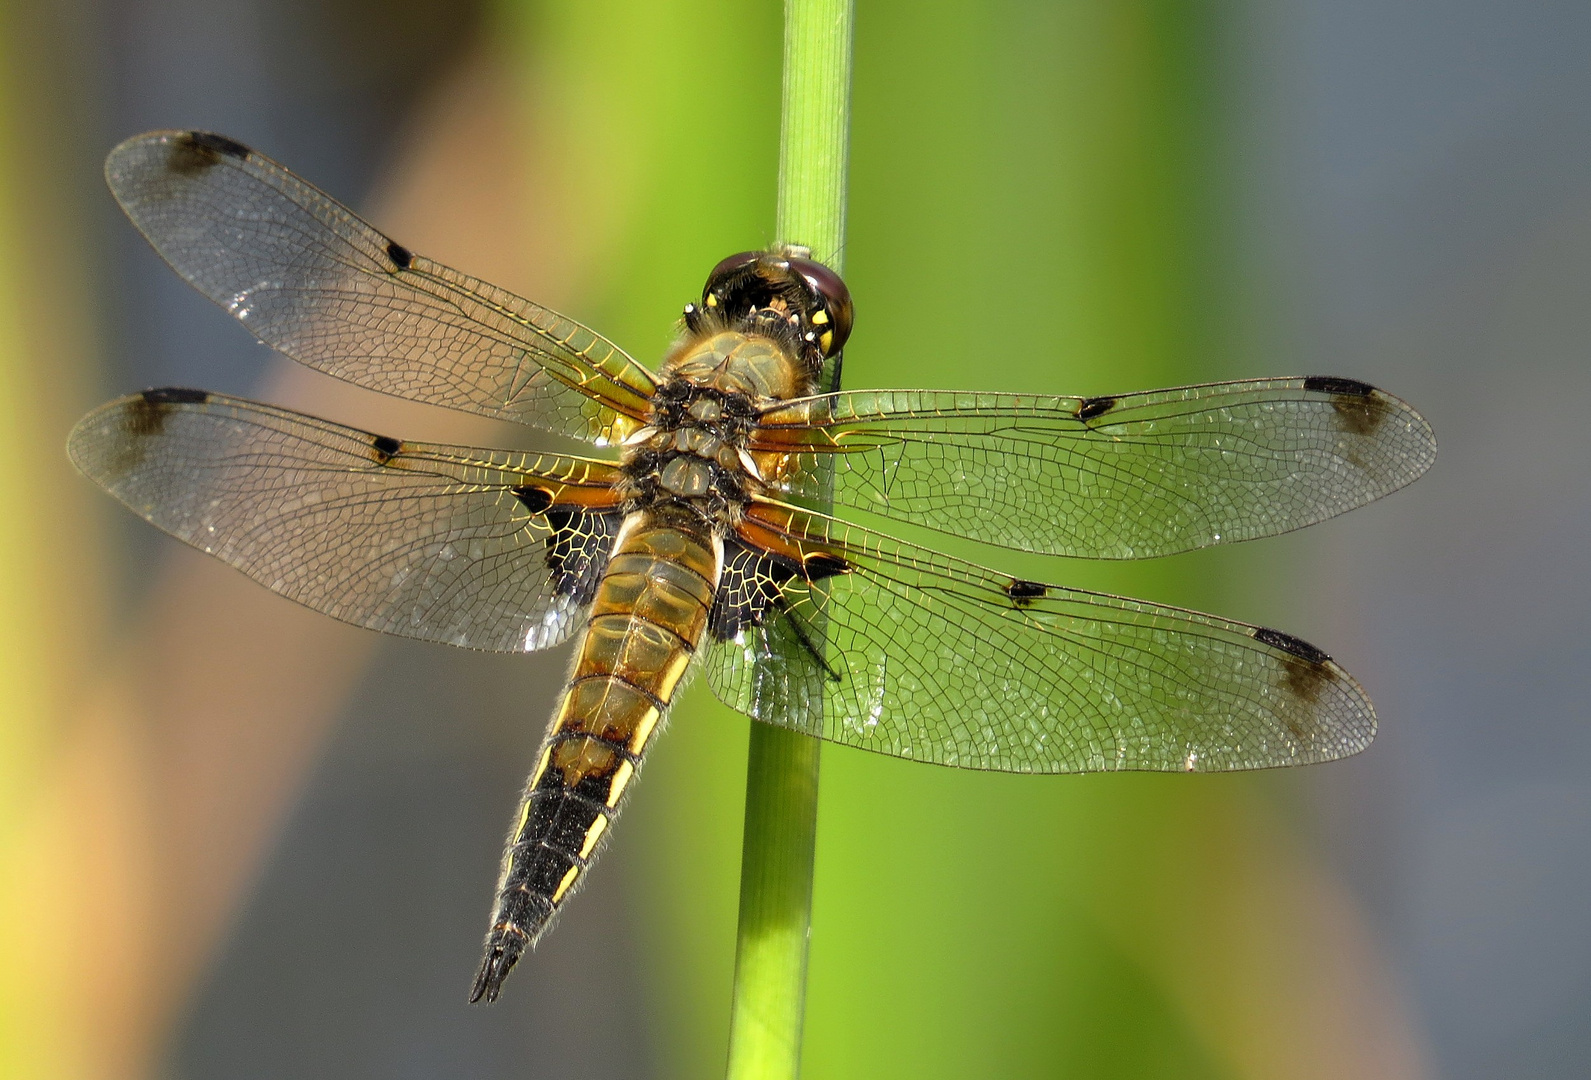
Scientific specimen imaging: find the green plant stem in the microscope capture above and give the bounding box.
[724,2,852,1078]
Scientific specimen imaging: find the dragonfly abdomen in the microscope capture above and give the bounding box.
[471,511,721,1002]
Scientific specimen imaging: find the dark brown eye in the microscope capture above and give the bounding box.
[787,256,854,357]
[703,251,763,299]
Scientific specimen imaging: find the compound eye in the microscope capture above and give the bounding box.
[787,256,854,356]
[703,251,764,304]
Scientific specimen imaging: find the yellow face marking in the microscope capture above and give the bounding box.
[606,760,636,807]
[578,814,610,859]
[627,706,662,755]
[819,330,833,353]
[552,864,581,903]
[811,309,829,325]
[705,293,718,307]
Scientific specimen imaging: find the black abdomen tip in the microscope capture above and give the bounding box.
[470,931,526,1004]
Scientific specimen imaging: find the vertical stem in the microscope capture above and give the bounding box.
[725,725,824,1080]
[776,0,853,268]
[725,2,852,1078]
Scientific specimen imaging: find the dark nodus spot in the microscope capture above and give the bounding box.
[1078,396,1116,421]
[1304,376,1373,397]
[1253,626,1331,666]
[513,485,555,514]
[371,434,401,463]
[166,132,250,176]
[1006,579,1048,605]
[385,240,413,270]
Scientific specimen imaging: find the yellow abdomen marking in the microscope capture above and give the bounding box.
[605,760,636,808]
[579,814,610,859]
[551,865,581,903]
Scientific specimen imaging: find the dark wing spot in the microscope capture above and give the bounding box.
[1078,396,1117,421]
[1334,395,1386,437]
[190,131,251,159]
[384,240,413,271]
[1253,626,1330,665]
[1303,375,1373,397]
[140,386,210,407]
[370,434,402,464]
[709,541,843,682]
[141,386,209,405]
[1305,376,1386,437]
[803,552,850,581]
[545,510,622,603]
[124,387,208,438]
[709,541,798,640]
[1005,579,1048,606]
[166,131,250,175]
[512,485,555,514]
[1254,626,1338,713]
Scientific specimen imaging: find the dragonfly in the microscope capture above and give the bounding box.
[69,130,1436,1003]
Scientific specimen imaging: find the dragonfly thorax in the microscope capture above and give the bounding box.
[619,330,799,527]
[661,329,806,399]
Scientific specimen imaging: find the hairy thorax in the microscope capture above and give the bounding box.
[617,329,808,531]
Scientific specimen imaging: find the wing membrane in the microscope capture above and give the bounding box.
[68,390,626,652]
[105,131,657,443]
[752,377,1436,558]
[701,500,1375,773]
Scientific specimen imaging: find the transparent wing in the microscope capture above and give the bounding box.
[701,500,1375,773]
[752,377,1436,558]
[105,130,657,444]
[68,389,627,652]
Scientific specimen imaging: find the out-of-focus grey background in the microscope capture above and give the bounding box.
[1243,5,1591,1077]
[5,1,1585,1078]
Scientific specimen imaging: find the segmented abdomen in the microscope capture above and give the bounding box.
[471,511,720,1002]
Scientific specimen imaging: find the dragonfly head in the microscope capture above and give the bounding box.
[684,247,854,374]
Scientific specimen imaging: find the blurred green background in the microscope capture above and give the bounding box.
[4,1,1589,1078]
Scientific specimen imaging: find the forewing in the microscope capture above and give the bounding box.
[700,501,1376,772]
[752,377,1436,558]
[105,131,657,443]
[68,390,626,652]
